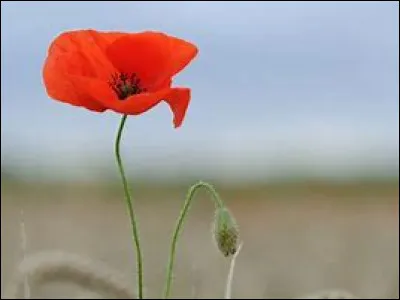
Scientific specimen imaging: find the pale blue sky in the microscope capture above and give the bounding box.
[1,1,399,182]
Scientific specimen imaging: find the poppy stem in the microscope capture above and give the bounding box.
[115,114,144,299]
[163,181,225,299]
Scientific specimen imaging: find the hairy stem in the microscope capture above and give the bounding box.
[115,114,143,299]
[225,242,243,299]
[19,210,30,299]
[163,181,224,298]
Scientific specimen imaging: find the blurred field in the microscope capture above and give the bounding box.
[1,179,399,299]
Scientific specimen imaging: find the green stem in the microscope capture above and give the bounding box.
[115,114,143,299]
[163,181,225,298]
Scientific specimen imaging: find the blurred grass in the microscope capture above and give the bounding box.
[1,175,399,298]
[1,174,398,204]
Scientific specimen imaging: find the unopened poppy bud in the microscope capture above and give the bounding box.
[213,207,239,257]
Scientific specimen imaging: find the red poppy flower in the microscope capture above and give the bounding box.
[43,29,198,128]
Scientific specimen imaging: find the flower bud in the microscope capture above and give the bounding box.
[213,207,239,257]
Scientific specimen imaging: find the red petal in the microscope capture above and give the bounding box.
[43,30,124,111]
[68,76,170,115]
[106,32,198,90]
[106,32,171,90]
[163,88,191,128]
[168,36,198,77]
[68,76,191,127]
[43,52,106,112]
[45,30,118,80]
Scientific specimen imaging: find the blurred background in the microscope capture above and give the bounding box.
[1,1,399,299]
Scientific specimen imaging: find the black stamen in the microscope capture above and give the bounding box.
[108,72,146,100]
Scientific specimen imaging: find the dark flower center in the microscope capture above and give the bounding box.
[108,72,147,100]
